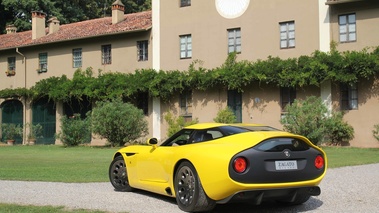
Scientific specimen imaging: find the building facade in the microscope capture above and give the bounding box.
[0,0,378,147]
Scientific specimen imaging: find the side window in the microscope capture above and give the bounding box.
[180,90,193,122]
[340,83,358,110]
[162,129,194,146]
[6,57,16,76]
[228,28,241,53]
[73,48,82,68]
[280,21,295,49]
[38,53,48,73]
[280,87,296,111]
[339,13,356,43]
[137,40,148,61]
[101,44,111,65]
[180,34,192,59]
[191,129,224,143]
[180,0,191,7]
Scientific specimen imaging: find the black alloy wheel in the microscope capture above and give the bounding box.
[109,155,133,192]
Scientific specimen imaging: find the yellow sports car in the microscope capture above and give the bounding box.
[109,123,327,212]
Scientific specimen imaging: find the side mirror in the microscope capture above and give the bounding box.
[147,138,158,145]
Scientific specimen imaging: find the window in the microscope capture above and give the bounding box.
[180,35,192,59]
[73,48,82,68]
[180,90,193,121]
[227,90,242,122]
[38,53,48,72]
[7,57,15,71]
[340,83,358,110]
[137,40,148,61]
[281,87,296,111]
[180,0,191,7]
[101,44,111,65]
[228,28,241,53]
[339,14,356,42]
[280,21,295,49]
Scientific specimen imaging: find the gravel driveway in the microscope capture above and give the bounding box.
[1,163,379,213]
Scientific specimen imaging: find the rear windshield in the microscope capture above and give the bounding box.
[254,137,310,152]
[219,126,250,136]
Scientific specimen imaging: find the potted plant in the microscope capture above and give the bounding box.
[1,123,22,145]
[26,123,43,145]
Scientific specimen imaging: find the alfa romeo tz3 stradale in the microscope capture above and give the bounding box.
[109,123,327,212]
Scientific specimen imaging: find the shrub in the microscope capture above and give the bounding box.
[324,112,354,145]
[280,96,328,145]
[213,107,237,123]
[164,112,198,138]
[90,99,148,147]
[1,123,22,141]
[373,124,379,142]
[56,114,91,147]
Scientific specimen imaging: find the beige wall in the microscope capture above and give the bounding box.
[329,1,379,52]
[159,0,322,71]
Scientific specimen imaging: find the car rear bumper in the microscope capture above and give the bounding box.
[216,186,320,204]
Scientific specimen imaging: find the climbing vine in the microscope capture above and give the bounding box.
[0,46,378,102]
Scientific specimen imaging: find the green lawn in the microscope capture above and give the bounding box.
[0,203,107,213]
[0,145,117,182]
[321,146,379,168]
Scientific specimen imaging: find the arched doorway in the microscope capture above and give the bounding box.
[32,98,56,144]
[1,100,23,144]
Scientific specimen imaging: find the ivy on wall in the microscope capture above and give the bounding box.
[0,46,378,102]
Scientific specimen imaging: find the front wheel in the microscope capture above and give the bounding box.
[109,155,134,192]
[174,161,216,212]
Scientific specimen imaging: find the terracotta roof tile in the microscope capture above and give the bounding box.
[0,11,152,50]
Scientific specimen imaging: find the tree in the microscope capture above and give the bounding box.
[280,96,328,145]
[0,0,152,33]
[90,99,148,146]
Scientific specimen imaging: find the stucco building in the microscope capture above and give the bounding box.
[0,0,378,147]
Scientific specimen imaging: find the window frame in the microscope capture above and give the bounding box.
[339,13,356,43]
[72,48,82,68]
[180,0,191,7]
[180,90,193,117]
[280,21,295,49]
[280,87,296,111]
[7,57,16,71]
[38,52,48,72]
[137,40,148,61]
[227,28,241,54]
[101,44,112,65]
[340,83,358,110]
[180,34,192,59]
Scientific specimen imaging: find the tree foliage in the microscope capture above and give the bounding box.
[213,107,237,124]
[90,99,148,146]
[55,113,91,147]
[164,112,198,138]
[0,47,378,104]
[0,0,151,33]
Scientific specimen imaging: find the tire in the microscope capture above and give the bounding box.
[109,155,134,192]
[174,161,216,212]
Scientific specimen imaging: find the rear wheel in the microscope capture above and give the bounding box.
[109,156,133,192]
[174,161,216,212]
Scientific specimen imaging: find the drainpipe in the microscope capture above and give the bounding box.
[16,48,27,145]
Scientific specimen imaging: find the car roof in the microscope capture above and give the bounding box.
[184,123,268,130]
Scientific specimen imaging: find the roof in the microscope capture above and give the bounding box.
[0,11,152,51]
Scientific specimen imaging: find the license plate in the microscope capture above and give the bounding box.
[275,160,298,170]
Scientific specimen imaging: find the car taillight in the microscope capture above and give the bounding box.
[314,155,324,169]
[233,157,248,173]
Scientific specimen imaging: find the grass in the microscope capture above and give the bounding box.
[0,203,107,213]
[0,145,118,182]
[321,146,379,168]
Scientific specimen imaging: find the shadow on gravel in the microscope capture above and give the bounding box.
[129,189,323,213]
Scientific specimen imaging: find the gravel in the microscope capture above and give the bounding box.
[1,163,379,213]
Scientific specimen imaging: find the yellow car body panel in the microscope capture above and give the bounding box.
[113,123,327,201]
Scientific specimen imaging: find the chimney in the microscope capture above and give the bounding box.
[112,0,125,24]
[48,17,60,34]
[32,11,46,40]
[6,25,17,34]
